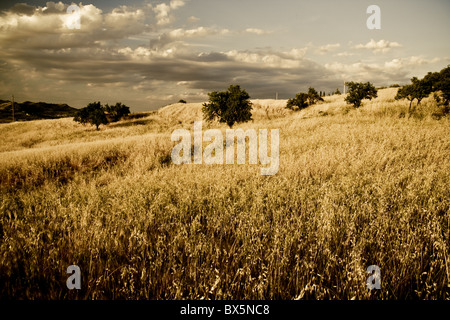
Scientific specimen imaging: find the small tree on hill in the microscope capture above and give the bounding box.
[105,102,130,122]
[307,87,324,105]
[286,92,309,111]
[344,82,378,108]
[395,77,432,114]
[202,85,252,128]
[335,88,341,95]
[434,65,450,107]
[74,101,108,130]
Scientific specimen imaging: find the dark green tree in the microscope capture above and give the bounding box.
[202,85,252,128]
[344,82,378,108]
[395,84,416,112]
[307,87,324,105]
[104,102,130,122]
[286,92,309,111]
[395,77,432,114]
[74,101,108,130]
[335,88,341,95]
[434,65,450,106]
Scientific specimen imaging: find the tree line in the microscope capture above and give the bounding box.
[74,66,449,130]
[395,65,450,115]
[73,102,130,130]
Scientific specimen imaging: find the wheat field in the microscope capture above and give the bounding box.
[0,88,449,299]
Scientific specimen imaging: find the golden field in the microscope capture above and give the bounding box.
[0,88,449,299]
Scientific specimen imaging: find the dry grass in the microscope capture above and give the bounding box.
[0,89,449,299]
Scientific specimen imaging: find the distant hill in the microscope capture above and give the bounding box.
[0,100,78,123]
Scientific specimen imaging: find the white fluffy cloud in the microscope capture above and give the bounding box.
[224,48,308,69]
[0,3,148,49]
[317,43,341,55]
[245,28,271,35]
[324,56,443,83]
[354,39,402,54]
[151,0,185,25]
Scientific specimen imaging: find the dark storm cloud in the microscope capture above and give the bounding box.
[8,3,35,15]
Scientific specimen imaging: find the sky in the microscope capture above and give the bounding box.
[0,0,449,111]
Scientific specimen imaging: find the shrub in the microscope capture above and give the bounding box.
[286,93,309,111]
[307,87,324,105]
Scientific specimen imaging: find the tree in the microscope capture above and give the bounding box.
[202,85,252,128]
[344,82,378,108]
[74,101,108,130]
[286,92,309,111]
[178,99,187,104]
[307,87,324,105]
[335,88,341,95]
[286,87,324,111]
[395,77,432,114]
[104,102,130,122]
[434,65,450,107]
[395,84,415,112]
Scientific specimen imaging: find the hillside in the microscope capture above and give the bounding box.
[0,100,78,123]
[0,88,449,300]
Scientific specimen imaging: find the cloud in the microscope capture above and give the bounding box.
[0,3,447,110]
[187,16,200,23]
[0,3,149,49]
[324,56,444,84]
[149,26,230,49]
[151,0,185,25]
[317,43,340,55]
[354,39,402,54]
[224,48,308,69]
[335,52,354,57]
[245,28,271,35]
[8,3,36,15]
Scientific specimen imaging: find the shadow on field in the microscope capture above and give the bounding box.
[108,118,154,128]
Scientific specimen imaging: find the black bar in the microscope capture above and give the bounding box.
[1,300,447,318]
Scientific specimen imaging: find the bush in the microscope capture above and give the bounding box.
[286,87,323,111]
[307,87,324,105]
[286,93,309,111]
[202,85,252,128]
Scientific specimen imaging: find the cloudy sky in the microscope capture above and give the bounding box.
[0,0,449,111]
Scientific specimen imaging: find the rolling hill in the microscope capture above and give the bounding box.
[0,89,449,299]
[0,99,78,123]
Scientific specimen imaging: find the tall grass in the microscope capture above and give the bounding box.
[0,89,449,299]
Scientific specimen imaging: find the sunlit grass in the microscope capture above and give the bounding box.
[0,89,449,299]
